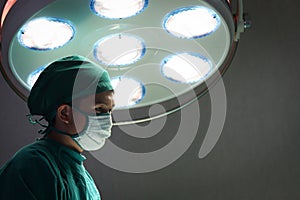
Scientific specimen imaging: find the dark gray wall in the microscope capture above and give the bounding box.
[1,0,300,199]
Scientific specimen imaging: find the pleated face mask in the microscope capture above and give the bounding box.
[72,112,113,151]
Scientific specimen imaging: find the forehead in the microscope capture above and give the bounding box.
[74,90,114,108]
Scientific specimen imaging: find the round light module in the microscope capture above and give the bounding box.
[90,0,148,19]
[111,76,146,108]
[94,33,146,67]
[161,52,212,84]
[163,6,221,39]
[17,17,75,50]
[27,65,47,88]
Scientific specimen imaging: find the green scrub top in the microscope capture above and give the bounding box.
[0,138,101,200]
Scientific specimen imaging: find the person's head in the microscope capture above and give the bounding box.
[27,55,115,152]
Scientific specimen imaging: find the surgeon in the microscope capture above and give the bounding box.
[0,55,114,199]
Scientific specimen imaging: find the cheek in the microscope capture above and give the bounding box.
[72,113,87,133]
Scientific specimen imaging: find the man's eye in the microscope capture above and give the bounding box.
[95,107,109,113]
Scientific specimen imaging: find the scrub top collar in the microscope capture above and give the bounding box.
[40,138,86,164]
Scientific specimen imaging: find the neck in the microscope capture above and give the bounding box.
[46,130,83,153]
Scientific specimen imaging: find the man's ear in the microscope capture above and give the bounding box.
[57,104,72,125]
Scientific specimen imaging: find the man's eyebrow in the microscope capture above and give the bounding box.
[95,100,105,105]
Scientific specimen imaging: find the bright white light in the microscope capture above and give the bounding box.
[163,6,220,39]
[27,65,47,88]
[161,53,212,84]
[18,17,74,50]
[111,76,145,108]
[90,0,148,19]
[94,34,146,66]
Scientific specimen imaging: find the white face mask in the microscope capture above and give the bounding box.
[47,106,113,151]
[72,113,113,151]
[72,113,112,151]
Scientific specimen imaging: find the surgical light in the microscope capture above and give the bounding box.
[17,17,74,50]
[111,76,146,108]
[163,6,220,39]
[27,65,47,88]
[161,53,212,84]
[90,0,148,19]
[94,34,146,66]
[0,0,250,124]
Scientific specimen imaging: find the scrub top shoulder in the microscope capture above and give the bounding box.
[0,138,101,200]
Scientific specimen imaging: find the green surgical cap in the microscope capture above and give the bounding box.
[27,55,113,119]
